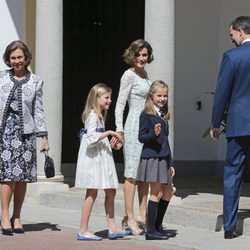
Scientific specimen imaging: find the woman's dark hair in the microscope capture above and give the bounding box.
[3,40,32,69]
[123,39,154,65]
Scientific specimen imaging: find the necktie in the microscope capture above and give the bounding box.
[159,109,164,118]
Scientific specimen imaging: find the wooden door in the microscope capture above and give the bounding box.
[63,0,145,163]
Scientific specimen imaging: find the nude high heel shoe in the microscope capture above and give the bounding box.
[136,216,147,232]
[127,217,144,235]
[121,216,129,230]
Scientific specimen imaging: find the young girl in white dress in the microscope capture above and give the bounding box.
[75,83,129,241]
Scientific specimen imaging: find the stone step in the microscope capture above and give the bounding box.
[29,189,250,237]
[25,176,250,237]
[34,190,222,232]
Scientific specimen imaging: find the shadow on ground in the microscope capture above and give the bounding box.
[215,209,250,235]
[23,222,61,232]
[94,227,178,239]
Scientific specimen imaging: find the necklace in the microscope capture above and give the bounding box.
[14,75,26,81]
[9,70,30,84]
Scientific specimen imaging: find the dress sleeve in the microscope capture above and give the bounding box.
[115,71,134,132]
[84,112,102,147]
[34,79,48,137]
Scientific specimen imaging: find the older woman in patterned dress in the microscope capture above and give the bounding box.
[0,41,49,235]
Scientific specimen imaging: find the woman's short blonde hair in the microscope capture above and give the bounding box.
[123,39,154,66]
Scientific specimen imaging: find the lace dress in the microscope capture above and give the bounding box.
[115,69,151,178]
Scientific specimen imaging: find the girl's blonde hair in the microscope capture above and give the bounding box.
[82,83,112,123]
[144,80,170,120]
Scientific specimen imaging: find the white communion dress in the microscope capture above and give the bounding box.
[75,110,119,189]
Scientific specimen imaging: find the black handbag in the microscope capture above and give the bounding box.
[44,152,55,178]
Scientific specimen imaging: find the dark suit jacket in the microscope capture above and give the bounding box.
[212,41,250,137]
[138,111,173,165]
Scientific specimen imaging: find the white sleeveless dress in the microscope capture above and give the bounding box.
[75,110,118,189]
[115,69,151,178]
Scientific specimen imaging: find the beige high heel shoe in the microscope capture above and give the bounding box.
[172,185,177,195]
[127,217,144,235]
[136,216,147,232]
[121,216,129,230]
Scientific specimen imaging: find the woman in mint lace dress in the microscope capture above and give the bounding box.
[112,39,154,234]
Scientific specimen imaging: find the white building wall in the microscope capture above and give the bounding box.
[174,0,250,164]
[175,0,223,161]
[0,0,25,69]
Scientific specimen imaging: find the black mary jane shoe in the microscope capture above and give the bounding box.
[224,231,238,239]
[1,227,14,236]
[145,231,169,240]
[10,218,25,234]
[13,227,24,234]
[157,226,176,238]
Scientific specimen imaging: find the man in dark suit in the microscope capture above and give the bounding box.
[210,16,250,239]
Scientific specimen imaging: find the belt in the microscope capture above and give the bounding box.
[79,127,105,141]
[80,128,105,134]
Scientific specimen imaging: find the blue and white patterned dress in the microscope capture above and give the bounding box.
[0,84,36,182]
[115,69,151,178]
[0,70,47,183]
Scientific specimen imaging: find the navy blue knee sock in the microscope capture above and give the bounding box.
[155,199,169,231]
[147,200,159,233]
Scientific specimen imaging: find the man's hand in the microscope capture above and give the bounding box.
[210,128,220,141]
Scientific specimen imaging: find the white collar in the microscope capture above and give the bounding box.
[154,105,160,112]
[242,38,250,44]
[154,105,163,117]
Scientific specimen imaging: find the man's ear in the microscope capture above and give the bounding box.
[239,28,245,36]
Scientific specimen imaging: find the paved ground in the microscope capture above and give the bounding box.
[0,226,189,250]
[1,176,250,249]
[0,202,250,250]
